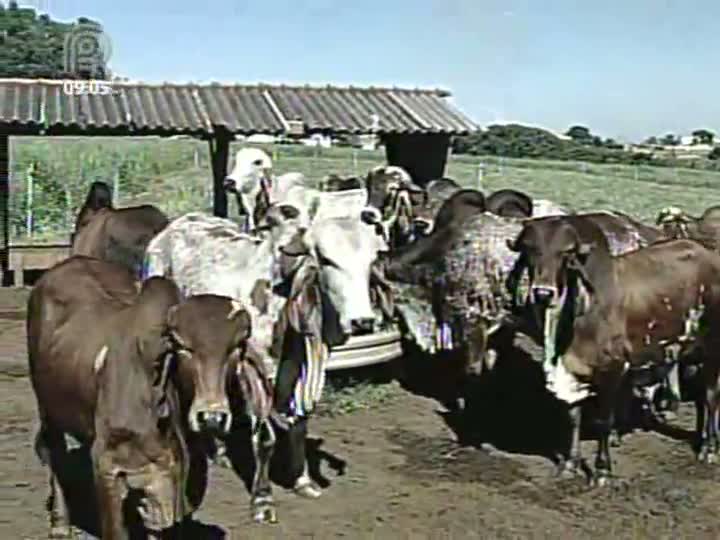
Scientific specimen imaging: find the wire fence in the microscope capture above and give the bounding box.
[9,137,720,243]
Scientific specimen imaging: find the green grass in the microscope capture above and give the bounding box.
[10,136,720,243]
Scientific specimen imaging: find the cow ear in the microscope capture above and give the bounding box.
[166,305,179,329]
[506,238,519,252]
[286,262,322,339]
[232,309,252,342]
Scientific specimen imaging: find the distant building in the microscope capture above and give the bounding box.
[301,134,332,148]
[236,134,277,144]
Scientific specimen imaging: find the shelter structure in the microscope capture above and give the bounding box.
[0,78,477,283]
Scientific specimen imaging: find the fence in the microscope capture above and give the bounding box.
[9,136,720,242]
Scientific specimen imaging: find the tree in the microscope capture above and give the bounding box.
[708,147,720,161]
[692,129,715,145]
[644,136,658,145]
[565,125,593,143]
[660,133,679,146]
[0,4,110,78]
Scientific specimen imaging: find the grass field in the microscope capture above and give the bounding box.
[9,136,720,242]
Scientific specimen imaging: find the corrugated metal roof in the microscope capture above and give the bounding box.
[0,79,477,136]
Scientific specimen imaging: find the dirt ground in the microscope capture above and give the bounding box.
[3,287,720,540]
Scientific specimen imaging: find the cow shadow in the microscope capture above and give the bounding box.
[50,445,227,539]
[223,418,348,494]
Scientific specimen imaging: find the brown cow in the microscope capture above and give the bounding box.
[165,294,279,523]
[509,227,720,484]
[72,181,169,278]
[28,257,188,538]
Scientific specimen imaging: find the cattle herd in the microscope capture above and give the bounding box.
[25,145,720,538]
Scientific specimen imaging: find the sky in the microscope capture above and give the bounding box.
[18,0,720,141]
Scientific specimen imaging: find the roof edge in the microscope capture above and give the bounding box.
[0,78,452,97]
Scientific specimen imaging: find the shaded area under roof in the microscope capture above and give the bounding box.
[0,79,477,137]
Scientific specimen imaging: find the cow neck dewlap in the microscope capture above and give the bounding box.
[542,284,569,371]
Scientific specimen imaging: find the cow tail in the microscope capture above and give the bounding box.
[142,232,169,280]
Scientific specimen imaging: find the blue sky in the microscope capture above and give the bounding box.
[20,0,720,141]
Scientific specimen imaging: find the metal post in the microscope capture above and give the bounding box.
[26,163,34,237]
[209,135,231,218]
[0,135,9,286]
[113,159,120,205]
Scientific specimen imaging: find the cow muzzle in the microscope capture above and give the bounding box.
[413,217,434,236]
[350,317,375,335]
[531,286,558,305]
[189,403,232,434]
[223,177,237,192]
[126,465,182,532]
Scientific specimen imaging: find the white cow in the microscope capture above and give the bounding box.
[143,202,391,505]
[224,147,274,230]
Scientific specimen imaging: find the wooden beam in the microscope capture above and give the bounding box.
[209,135,231,217]
[0,135,8,286]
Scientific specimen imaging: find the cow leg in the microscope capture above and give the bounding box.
[249,417,277,523]
[698,362,720,464]
[591,374,623,487]
[288,418,321,498]
[92,445,129,540]
[556,404,589,479]
[36,426,75,539]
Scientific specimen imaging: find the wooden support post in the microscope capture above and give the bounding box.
[0,135,9,286]
[383,134,451,187]
[209,135,231,218]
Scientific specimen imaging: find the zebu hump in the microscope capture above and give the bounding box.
[441,212,524,314]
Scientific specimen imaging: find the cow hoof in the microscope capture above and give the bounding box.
[251,501,277,524]
[212,454,233,469]
[49,525,75,538]
[590,472,613,488]
[555,456,584,480]
[698,450,717,464]
[294,482,322,499]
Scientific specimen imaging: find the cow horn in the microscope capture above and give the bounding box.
[228,299,245,320]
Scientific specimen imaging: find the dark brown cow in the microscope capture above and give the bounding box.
[411,178,462,235]
[385,189,487,283]
[509,226,720,484]
[72,181,169,278]
[486,188,533,218]
[28,257,188,538]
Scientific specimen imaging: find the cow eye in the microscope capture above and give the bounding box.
[253,159,263,166]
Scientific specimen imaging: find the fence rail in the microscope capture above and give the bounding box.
[9,137,720,242]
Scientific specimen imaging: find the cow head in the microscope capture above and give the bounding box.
[224,147,274,230]
[507,220,595,308]
[94,277,186,531]
[365,165,425,247]
[75,181,114,235]
[410,178,462,237]
[277,214,390,345]
[165,295,252,434]
[656,206,694,239]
